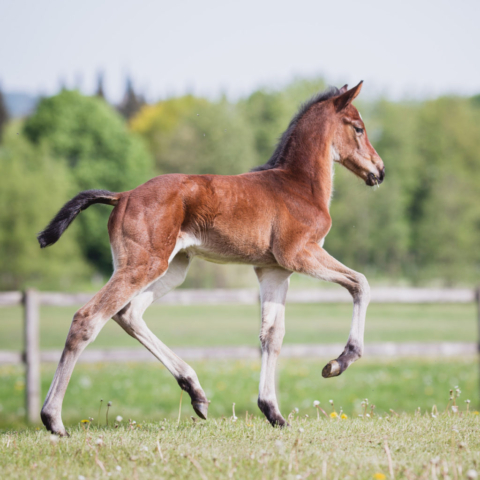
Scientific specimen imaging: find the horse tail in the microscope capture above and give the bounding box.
[37,189,120,248]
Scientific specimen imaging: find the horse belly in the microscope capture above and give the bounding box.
[180,230,276,267]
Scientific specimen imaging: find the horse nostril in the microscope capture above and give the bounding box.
[379,167,385,181]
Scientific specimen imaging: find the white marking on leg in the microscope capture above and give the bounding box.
[256,267,291,424]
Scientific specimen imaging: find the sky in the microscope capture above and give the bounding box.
[1,0,479,102]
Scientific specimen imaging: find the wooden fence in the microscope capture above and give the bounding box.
[0,287,479,423]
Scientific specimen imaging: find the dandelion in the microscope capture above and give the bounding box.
[341,413,348,419]
[116,466,122,472]
[81,419,89,424]
[231,403,238,422]
[330,412,338,419]
[451,405,459,413]
[298,427,304,433]
[465,399,471,413]
[295,407,299,413]
[78,476,86,480]
[313,400,320,407]
[106,401,112,426]
[467,470,478,480]
[116,416,123,422]
[474,411,479,415]
[373,473,386,480]
[96,438,104,446]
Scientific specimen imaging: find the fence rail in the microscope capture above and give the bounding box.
[0,287,477,307]
[0,287,479,424]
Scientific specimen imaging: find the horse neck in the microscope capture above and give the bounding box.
[281,120,335,208]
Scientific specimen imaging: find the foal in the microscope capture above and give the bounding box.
[38,81,384,434]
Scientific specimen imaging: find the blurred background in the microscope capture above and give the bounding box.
[0,0,479,428]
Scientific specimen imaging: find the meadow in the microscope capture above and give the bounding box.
[1,400,479,480]
[1,302,479,478]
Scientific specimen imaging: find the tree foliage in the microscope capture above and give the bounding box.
[0,125,91,290]
[0,83,9,142]
[23,90,153,275]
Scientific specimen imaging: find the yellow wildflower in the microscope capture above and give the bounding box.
[473,411,479,415]
[341,413,348,419]
[81,419,90,423]
[373,474,386,480]
[330,412,338,418]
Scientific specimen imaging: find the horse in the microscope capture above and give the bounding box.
[38,81,385,435]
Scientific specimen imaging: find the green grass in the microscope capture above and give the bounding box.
[0,303,476,350]
[1,413,480,479]
[1,358,478,430]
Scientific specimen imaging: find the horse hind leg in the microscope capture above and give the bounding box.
[41,268,156,436]
[113,252,210,420]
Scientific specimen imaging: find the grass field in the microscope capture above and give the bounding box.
[1,358,478,430]
[1,302,478,478]
[2,411,479,479]
[0,303,476,350]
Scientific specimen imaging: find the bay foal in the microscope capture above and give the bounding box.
[38,82,385,434]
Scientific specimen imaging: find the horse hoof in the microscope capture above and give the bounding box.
[192,401,209,420]
[322,360,341,378]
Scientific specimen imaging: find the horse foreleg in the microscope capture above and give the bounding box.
[254,266,292,426]
[284,243,370,378]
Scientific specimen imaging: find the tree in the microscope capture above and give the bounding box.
[118,76,144,120]
[0,82,9,141]
[96,71,105,99]
[131,95,258,175]
[0,125,91,290]
[23,90,154,275]
[410,97,480,283]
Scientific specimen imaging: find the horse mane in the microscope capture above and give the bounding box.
[250,86,341,172]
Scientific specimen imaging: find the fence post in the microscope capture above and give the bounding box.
[23,289,40,424]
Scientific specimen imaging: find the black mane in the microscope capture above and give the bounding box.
[250,86,340,172]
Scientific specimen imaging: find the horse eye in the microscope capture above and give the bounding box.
[354,126,364,134]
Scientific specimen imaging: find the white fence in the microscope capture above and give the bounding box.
[0,287,479,423]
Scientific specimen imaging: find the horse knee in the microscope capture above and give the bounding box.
[351,273,370,303]
[259,324,285,355]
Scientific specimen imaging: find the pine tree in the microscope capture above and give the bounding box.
[95,71,105,99]
[118,76,144,120]
[0,82,9,141]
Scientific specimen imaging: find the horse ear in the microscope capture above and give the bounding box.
[338,84,349,94]
[333,81,363,112]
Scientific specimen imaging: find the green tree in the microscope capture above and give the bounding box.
[118,77,144,120]
[0,82,9,142]
[0,124,91,290]
[23,90,153,275]
[131,95,258,175]
[410,97,480,283]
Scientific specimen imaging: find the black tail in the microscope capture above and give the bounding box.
[37,189,119,248]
